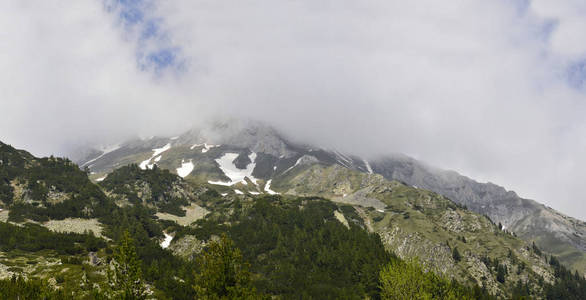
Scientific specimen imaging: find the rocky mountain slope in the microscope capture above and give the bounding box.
[2,138,585,298]
[72,121,586,275]
[371,155,586,274]
[0,141,113,221]
[271,164,557,297]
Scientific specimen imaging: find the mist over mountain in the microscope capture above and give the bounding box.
[4,1,586,298]
[2,1,586,220]
[2,132,584,298]
[68,120,586,274]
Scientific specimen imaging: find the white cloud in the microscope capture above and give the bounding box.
[531,0,586,58]
[1,1,586,220]
[0,1,204,154]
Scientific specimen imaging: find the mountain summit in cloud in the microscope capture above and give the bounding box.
[2,2,586,296]
[3,1,586,221]
[71,120,586,274]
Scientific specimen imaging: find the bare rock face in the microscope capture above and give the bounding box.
[465,256,499,295]
[440,210,465,233]
[178,120,298,159]
[218,122,296,159]
[371,155,586,274]
[169,235,206,261]
[379,226,455,275]
[87,252,101,266]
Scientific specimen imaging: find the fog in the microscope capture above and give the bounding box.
[1,0,586,220]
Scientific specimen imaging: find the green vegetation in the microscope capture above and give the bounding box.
[0,142,32,205]
[107,231,146,299]
[379,259,492,299]
[1,142,585,299]
[496,264,507,284]
[100,164,189,216]
[544,255,586,299]
[0,221,105,254]
[233,197,391,298]
[0,276,72,300]
[149,194,400,298]
[193,234,263,299]
[452,247,461,262]
[101,205,197,299]
[0,142,114,222]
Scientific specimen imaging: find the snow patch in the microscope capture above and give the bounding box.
[363,159,373,174]
[264,179,279,195]
[281,155,318,175]
[138,160,150,170]
[139,143,172,170]
[81,144,121,167]
[152,143,172,157]
[207,181,233,186]
[249,152,257,162]
[192,143,221,152]
[282,157,303,174]
[207,152,258,186]
[160,232,173,249]
[202,143,219,153]
[176,160,194,178]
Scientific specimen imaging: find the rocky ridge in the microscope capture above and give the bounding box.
[70,121,586,274]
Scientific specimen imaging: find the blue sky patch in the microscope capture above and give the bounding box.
[107,0,183,74]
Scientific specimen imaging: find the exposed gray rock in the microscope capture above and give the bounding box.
[371,155,586,273]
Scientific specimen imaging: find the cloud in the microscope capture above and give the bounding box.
[0,0,202,154]
[1,1,586,219]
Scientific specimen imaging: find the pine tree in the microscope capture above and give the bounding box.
[452,247,462,262]
[532,242,542,256]
[193,234,262,299]
[496,264,507,283]
[108,231,146,300]
[378,258,474,299]
[379,259,433,299]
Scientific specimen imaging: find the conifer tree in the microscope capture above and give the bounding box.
[496,264,507,283]
[379,258,472,299]
[193,234,262,300]
[452,247,462,262]
[108,230,146,300]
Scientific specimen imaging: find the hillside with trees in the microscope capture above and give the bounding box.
[0,141,584,299]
